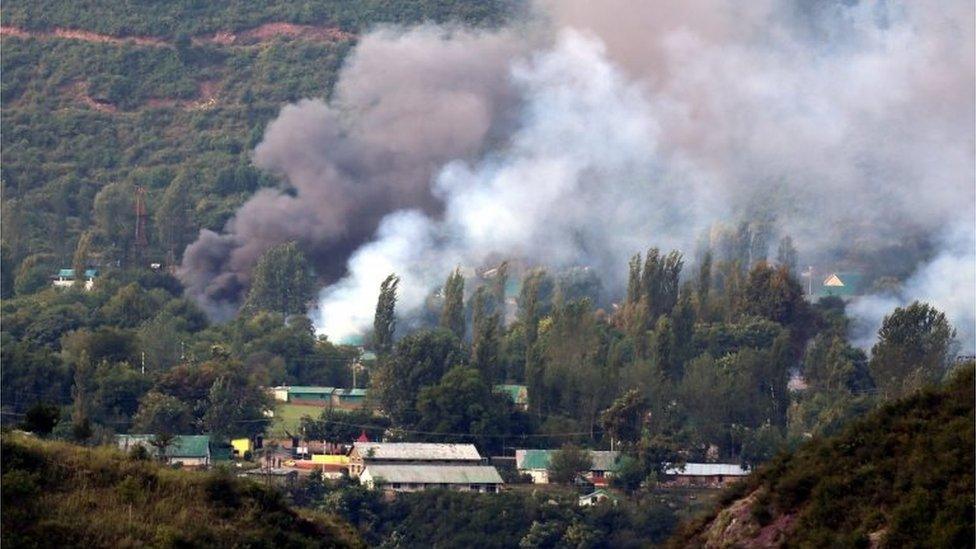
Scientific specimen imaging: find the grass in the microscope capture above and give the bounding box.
[269,403,327,437]
[1,433,364,547]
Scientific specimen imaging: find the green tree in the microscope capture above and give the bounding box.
[14,254,50,296]
[804,334,873,393]
[71,231,93,289]
[203,366,272,438]
[415,365,514,453]
[155,172,194,263]
[471,287,501,382]
[92,181,135,266]
[244,242,314,315]
[697,250,713,319]
[373,273,399,354]
[440,269,466,340]
[547,443,593,484]
[640,248,683,327]
[100,283,156,327]
[20,403,60,436]
[600,389,649,448]
[776,235,798,274]
[372,328,468,426]
[132,391,194,434]
[869,302,955,399]
[627,253,642,304]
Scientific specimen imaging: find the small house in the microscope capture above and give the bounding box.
[360,464,503,493]
[332,388,367,409]
[515,449,620,486]
[52,268,98,291]
[116,434,212,467]
[662,463,750,487]
[579,489,619,507]
[239,468,298,487]
[348,442,483,477]
[494,384,529,410]
[817,272,865,299]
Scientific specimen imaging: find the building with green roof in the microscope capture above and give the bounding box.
[494,384,528,410]
[116,435,212,467]
[515,449,620,485]
[816,272,865,299]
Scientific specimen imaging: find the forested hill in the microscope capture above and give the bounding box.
[1,433,364,547]
[0,0,515,288]
[668,365,975,548]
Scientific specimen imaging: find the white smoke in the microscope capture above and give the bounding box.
[256,1,974,349]
[849,226,976,352]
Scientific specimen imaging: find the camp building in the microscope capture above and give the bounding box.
[662,462,750,486]
[360,464,504,493]
[516,449,620,485]
[348,442,483,477]
[116,435,213,467]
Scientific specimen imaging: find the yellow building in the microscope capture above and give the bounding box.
[231,438,252,458]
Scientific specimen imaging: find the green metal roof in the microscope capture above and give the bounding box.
[288,386,336,395]
[336,388,367,397]
[57,268,99,278]
[516,449,620,471]
[117,434,211,458]
[817,272,866,297]
[517,449,552,470]
[494,384,528,405]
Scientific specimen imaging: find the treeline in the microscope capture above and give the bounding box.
[1,258,358,442]
[1,0,516,38]
[367,240,960,469]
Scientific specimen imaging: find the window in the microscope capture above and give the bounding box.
[391,483,401,489]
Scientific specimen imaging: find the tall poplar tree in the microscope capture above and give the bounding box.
[440,268,466,340]
[243,242,313,315]
[373,273,399,354]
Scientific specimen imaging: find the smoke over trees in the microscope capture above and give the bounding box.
[178,1,975,351]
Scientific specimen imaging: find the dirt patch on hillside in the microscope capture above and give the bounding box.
[63,81,118,113]
[198,23,354,45]
[2,23,354,48]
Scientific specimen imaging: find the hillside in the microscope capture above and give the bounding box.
[0,0,515,281]
[668,365,975,548]
[1,434,363,547]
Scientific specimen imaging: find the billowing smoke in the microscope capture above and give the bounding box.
[178,26,530,317]
[182,1,976,351]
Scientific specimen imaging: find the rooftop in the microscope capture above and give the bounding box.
[363,464,503,485]
[516,449,620,471]
[116,434,211,458]
[353,442,482,461]
[664,463,750,476]
[494,384,528,404]
[285,386,336,395]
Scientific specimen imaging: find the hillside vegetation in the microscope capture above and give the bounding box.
[669,365,975,548]
[1,434,363,547]
[0,0,515,277]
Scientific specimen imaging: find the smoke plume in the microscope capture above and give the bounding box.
[181,1,976,352]
[178,26,530,317]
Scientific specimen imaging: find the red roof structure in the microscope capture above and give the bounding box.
[356,430,369,443]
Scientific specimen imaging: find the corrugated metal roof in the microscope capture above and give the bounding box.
[494,384,528,404]
[363,464,503,484]
[516,449,620,471]
[335,388,367,397]
[116,434,211,458]
[287,386,336,395]
[664,463,750,476]
[353,442,482,461]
